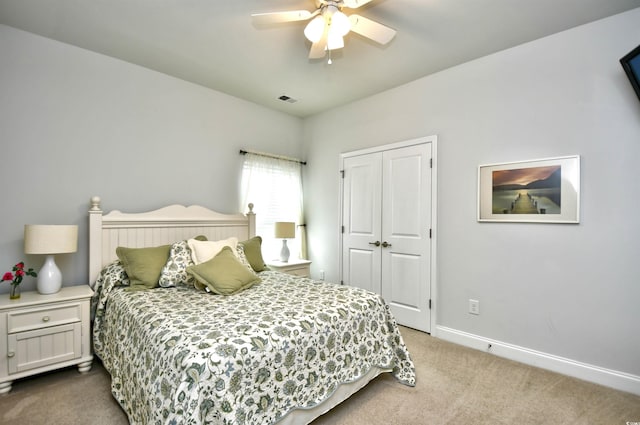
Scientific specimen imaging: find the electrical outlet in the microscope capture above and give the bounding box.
[469,299,480,315]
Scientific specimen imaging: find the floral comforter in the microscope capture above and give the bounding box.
[91,264,415,425]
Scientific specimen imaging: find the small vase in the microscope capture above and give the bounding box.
[9,284,20,300]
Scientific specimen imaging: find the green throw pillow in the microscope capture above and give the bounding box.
[116,245,171,290]
[187,246,260,295]
[238,236,267,272]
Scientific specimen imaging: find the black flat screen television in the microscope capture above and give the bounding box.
[620,44,640,101]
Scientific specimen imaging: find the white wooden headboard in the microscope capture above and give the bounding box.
[88,196,256,285]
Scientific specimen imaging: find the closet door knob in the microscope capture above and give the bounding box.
[381,241,392,248]
[368,241,381,247]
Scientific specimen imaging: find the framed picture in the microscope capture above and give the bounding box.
[620,43,640,102]
[478,155,580,223]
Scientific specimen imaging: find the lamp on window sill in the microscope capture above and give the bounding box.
[274,222,295,262]
[24,224,78,294]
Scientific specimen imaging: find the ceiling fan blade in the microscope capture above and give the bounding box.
[251,10,316,24]
[348,14,396,45]
[342,0,373,9]
[309,25,329,59]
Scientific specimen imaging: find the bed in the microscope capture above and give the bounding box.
[88,196,416,424]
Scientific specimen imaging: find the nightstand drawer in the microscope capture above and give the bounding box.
[7,303,82,333]
[287,267,310,277]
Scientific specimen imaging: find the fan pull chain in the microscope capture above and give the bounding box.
[327,49,333,65]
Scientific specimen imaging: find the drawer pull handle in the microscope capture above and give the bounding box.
[7,351,15,358]
[42,316,50,322]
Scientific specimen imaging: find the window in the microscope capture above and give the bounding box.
[240,152,306,261]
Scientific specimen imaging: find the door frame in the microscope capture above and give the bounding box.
[339,135,438,334]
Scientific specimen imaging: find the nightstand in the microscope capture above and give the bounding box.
[267,259,312,277]
[0,285,94,394]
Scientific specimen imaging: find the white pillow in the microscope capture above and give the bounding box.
[188,237,238,264]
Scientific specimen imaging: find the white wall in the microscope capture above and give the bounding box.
[303,9,640,392]
[0,25,303,291]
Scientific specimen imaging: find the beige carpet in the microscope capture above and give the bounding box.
[1,327,639,424]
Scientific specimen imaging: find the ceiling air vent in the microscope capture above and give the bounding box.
[278,95,298,103]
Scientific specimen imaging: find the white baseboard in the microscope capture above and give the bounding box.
[435,325,640,396]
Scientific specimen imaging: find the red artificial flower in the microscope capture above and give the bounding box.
[2,262,37,286]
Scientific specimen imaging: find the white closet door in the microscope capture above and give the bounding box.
[341,153,382,294]
[341,139,435,333]
[381,144,432,332]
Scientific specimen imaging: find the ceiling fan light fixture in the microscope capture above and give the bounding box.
[327,32,344,50]
[252,0,396,62]
[304,15,325,42]
[330,10,351,37]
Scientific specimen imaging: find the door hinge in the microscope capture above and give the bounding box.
[341,225,345,233]
[429,228,432,238]
[340,170,345,178]
[430,158,433,168]
[429,299,432,309]
[340,280,344,285]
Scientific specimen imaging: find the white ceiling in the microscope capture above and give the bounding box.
[1,0,639,117]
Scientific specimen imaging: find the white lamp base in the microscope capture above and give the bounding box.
[280,240,290,263]
[37,255,63,294]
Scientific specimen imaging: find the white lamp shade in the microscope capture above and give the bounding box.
[304,15,325,42]
[274,222,295,239]
[327,32,344,50]
[331,10,351,36]
[24,225,78,254]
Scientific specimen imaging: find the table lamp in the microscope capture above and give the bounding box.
[24,224,78,294]
[274,222,295,262]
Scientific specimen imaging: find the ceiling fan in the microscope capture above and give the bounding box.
[252,0,396,63]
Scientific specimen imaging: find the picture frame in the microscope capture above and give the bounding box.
[478,155,580,223]
[620,43,640,102]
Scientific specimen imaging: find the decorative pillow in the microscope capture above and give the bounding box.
[188,237,238,264]
[158,235,207,288]
[238,236,267,272]
[116,245,171,290]
[187,246,260,295]
[235,243,256,272]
